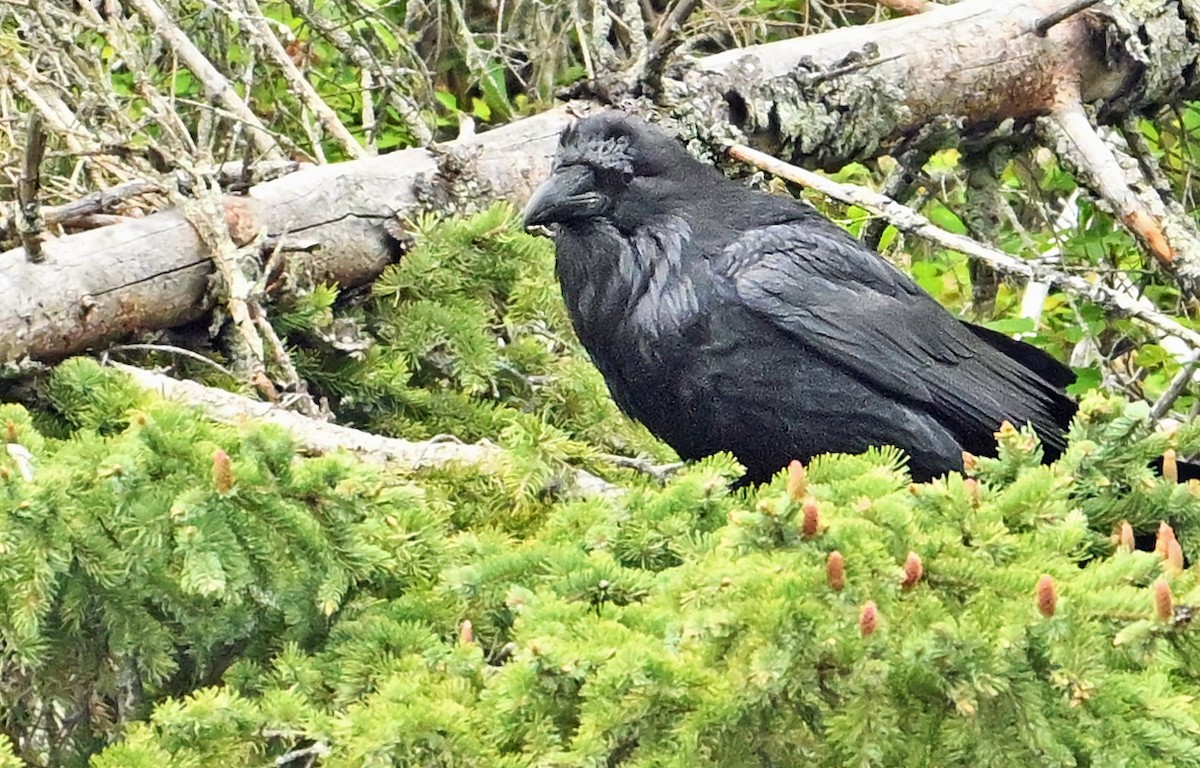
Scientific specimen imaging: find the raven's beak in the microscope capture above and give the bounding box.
[522,165,598,228]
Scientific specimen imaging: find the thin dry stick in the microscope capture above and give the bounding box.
[105,343,237,379]
[641,0,702,85]
[1035,0,1105,35]
[875,0,928,15]
[17,111,47,263]
[125,0,287,162]
[235,0,368,159]
[1045,91,1175,268]
[286,0,432,146]
[1150,356,1200,420]
[726,143,1200,353]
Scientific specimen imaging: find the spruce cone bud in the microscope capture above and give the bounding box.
[827,551,845,591]
[787,460,807,501]
[997,420,1017,438]
[962,451,977,473]
[1164,449,1179,484]
[902,552,923,590]
[1155,522,1177,559]
[1155,580,1173,621]
[1036,574,1056,617]
[963,478,980,506]
[459,619,474,645]
[859,601,878,637]
[212,449,234,493]
[4,420,16,444]
[1167,539,1184,575]
[801,499,820,539]
[1116,521,1135,553]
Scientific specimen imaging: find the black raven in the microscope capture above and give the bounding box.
[522,112,1078,484]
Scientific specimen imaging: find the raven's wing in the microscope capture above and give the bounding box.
[718,221,1074,452]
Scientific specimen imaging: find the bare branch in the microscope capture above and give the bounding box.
[17,111,47,263]
[232,0,369,160]
[726,142,1200,354]
[124,0,287,162]
[1045,97,1176,269]
[111,363,620,498]
[1035,0,1105,36]
[875,0,929,15]
[640,0,702,91]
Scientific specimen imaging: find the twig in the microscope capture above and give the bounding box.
[274,741,330,766]
[1150,356,1200,421]
[640,0,702,91]
[1044,93,1177,270]
[287,0,433,146]
[18,111,47,263]
[38,179,161,227]
[124,0,287,162]
[251,312,322,417]
[233,0,368,159]
[603,454,684,484]
[875,0,928,14]
[105,343,238,379]
[110,363,620,498]
[726,142,1200,353]
[1034,0,1105,36]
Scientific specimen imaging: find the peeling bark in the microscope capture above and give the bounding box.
[2,0,1197,368]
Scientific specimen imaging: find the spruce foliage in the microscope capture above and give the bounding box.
[4,207,1200,766]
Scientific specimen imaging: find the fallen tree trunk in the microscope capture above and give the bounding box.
[2,0,1197,368]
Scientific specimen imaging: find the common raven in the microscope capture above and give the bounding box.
[522,112,1078,484]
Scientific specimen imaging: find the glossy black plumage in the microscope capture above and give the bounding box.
[523,112,1078,483]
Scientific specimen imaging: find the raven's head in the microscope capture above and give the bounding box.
[522,112,698,229]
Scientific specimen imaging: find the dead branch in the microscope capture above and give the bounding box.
[1035,0,1106,35]
[726,142,1200,354]
[17,111,47,263]
[111,363,620,498]
[232,0,368,159]
[874,0,929,15]
[639,0,703,92]
[125,0,287,162]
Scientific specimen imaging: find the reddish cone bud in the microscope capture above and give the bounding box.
[459,620,474,645]
[1155,522,1177,559]
[801,500,820,539]
[786,460,807,501]
[859,601,878,637]
[1164,449,1179,484]
[902,552,923,590]
[962,451,977,473]
[998,420,1017,438]
[1155,580,1173,621]
[1167,539,1184,575]
[963,478,980,506]
[4,421,16,444]
[212,449,234,494]
[1036,575,1056,617]
[827,551,845,591]
[1116,521,1135,553]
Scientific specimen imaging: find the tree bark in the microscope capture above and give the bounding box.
[2,0,1196,368]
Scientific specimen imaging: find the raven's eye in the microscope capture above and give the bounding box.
[620,169,634,185]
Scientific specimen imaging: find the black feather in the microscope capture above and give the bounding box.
[524,112,1080,483]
